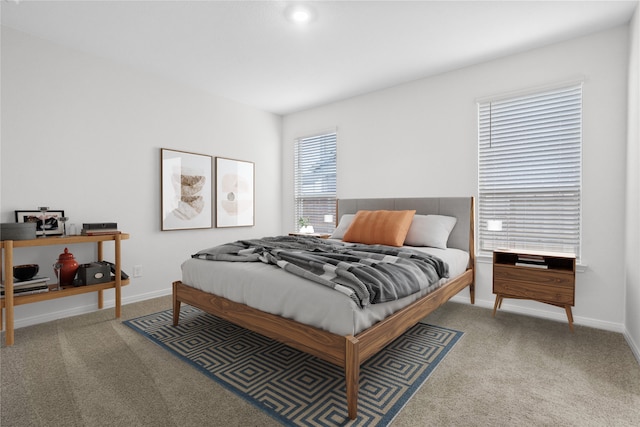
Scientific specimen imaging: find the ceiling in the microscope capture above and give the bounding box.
[1,1,637,115]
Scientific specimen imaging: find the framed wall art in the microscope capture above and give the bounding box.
[215,157,255,227]
[161,148,213,231]
[15,209,65,236]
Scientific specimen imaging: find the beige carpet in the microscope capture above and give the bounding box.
[2,296,639,426]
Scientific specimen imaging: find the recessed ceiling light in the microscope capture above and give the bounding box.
[285,5,315,24]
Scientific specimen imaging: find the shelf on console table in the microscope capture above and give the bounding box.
[1,233,130,346]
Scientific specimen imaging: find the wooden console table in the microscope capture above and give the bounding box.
[1,233,129,346]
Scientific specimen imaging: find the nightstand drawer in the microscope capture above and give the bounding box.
[493,265,574,288]
[493,277,574,305]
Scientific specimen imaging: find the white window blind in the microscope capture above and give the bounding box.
[478,84,582,258]
[294,132,337,233]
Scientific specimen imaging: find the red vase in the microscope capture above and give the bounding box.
[56,248,79,286]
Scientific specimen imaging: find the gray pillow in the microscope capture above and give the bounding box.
[404,214,457,249]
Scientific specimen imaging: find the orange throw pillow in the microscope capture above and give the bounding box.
[342,210,416,247]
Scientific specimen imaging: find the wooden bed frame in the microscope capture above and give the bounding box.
[172,197,475,419]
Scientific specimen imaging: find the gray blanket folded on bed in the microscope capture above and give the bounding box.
[192,236,449,308]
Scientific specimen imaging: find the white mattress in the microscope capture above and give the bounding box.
[181,243,469,336]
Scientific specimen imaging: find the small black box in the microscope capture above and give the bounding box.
[77,262,111,286]
[83,222,118,230]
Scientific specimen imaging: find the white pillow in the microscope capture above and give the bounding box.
[404,214,457,249]
[329,214,355,239]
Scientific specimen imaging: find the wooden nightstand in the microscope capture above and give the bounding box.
[288,232,331,239]
[492,249,576,331]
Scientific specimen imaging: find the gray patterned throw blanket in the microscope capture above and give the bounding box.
[192,236,449,308]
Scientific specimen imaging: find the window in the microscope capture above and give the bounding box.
[294,131,337,234]
[478,84,582,259]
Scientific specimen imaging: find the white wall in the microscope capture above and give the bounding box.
[625,7,640,359]
[283,26,631,332]
[1,28,282,327]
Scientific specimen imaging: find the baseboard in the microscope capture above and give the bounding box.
[9,287,173,330]
[450,295,625,333]
[624,328,640,366]
[120,287,173,306]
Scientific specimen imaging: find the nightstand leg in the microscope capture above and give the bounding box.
[492,295,502,317]
[565,305,574,332]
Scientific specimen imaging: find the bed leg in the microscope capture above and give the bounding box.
[345,336,359,420]
[470,281,475,304]
[172,281,181,326]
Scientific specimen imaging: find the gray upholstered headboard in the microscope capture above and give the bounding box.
[337,197,475,254]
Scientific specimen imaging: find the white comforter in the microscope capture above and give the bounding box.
[181,242,469,336]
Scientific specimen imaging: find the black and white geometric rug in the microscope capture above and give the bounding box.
[124,305,463,426]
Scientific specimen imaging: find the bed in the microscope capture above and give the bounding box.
[172,197,475,419]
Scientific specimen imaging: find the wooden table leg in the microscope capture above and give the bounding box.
[114,234,122,318]
[97,241,104,309]
[4,240,14,346]
[565,305,574,332]
[492,295,502,317]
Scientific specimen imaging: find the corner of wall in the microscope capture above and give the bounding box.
[624,2,640,365]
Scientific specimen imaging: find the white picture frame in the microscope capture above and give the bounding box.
[215,157,255,228]
[161,148,213,231]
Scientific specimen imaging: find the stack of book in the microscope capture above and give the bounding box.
[81,222,120,236]
[1,276,51,296]
[515,254,548,269]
